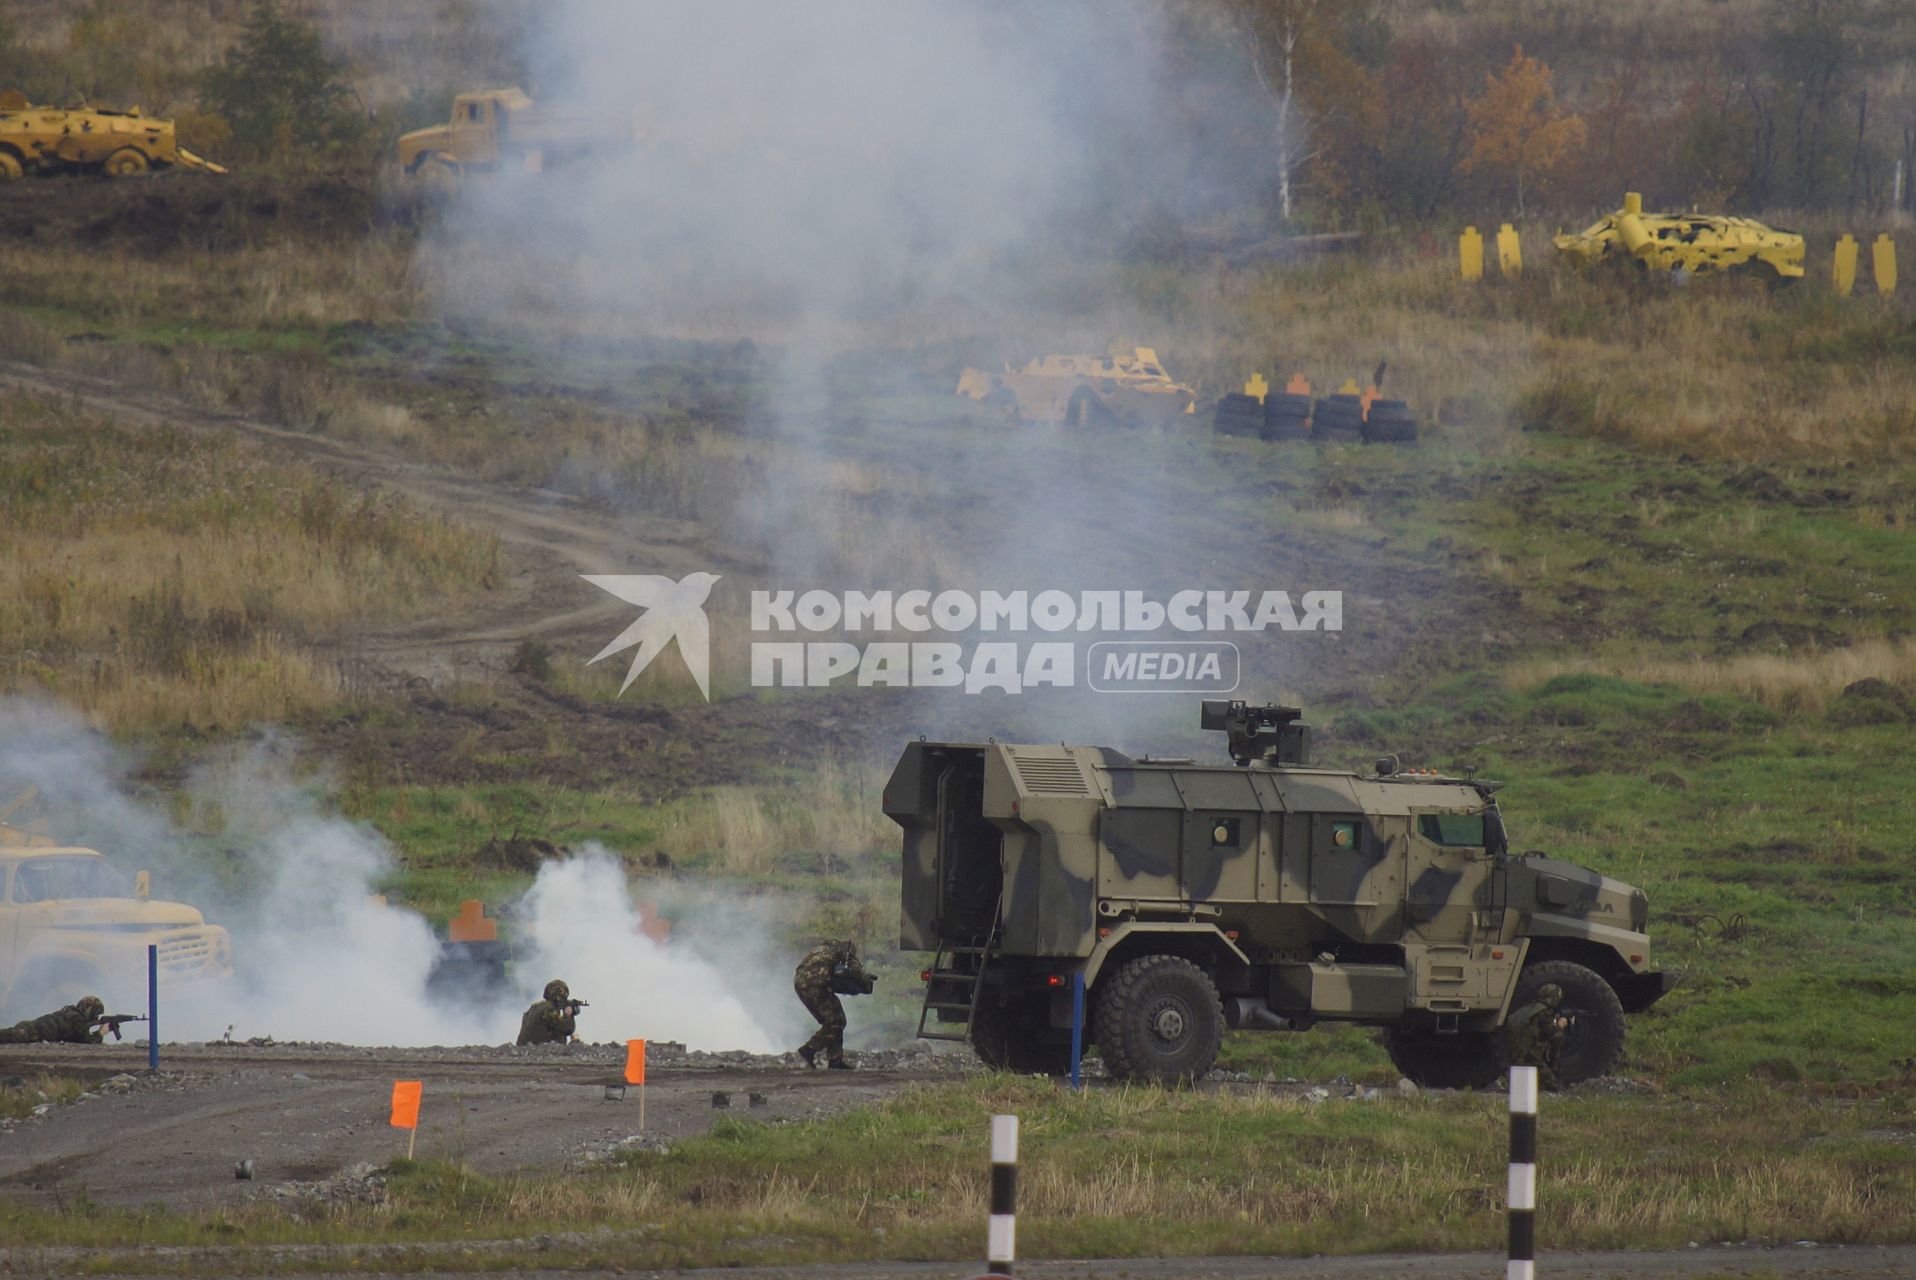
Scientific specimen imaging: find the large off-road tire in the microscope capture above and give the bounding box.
[1384,1025,1504,1089]
[1064,387,1115,428]
[1092,955,1222,1085]
[0,148,24,182]
[414,154,464,191]
[1212,393,1263,437]
[103,147,149,177]
[1513,960,1627,1085]
[971,997,1074,1076]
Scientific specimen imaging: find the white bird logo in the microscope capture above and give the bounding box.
[582,572,722,700]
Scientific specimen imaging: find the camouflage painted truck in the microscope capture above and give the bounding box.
[887,701,1672,1087]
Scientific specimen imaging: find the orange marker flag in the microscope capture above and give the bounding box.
[390,1080,422,1129]
[625,1039,646,1086]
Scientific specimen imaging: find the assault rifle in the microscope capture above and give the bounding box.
[91,1014,148,1042]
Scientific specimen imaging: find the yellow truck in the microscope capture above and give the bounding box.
[0,820,232,1021]
[0,89,226,180]
[395,88,640,179]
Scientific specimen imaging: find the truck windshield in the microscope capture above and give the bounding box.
[10,857,131,902]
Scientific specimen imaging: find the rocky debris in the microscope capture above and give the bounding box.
[1396,1077,1420,1098]
[252,1162,388,1209]
[576,1132,674,1167]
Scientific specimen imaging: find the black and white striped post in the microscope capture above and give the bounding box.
[1507,1064,1539,1280]
[986,1114,1018,1277]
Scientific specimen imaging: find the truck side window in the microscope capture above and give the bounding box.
[1418,813,1486,847]
[1324,819,1358,851]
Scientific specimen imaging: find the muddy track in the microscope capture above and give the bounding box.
[0,359,761,684]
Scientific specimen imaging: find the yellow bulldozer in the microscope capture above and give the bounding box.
[0,90,226,180]
[1553,191,1804,283]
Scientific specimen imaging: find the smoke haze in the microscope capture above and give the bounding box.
[0,699,800,1049]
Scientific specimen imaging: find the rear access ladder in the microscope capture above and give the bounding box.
[917,911,999,1043]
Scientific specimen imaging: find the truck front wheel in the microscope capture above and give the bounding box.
[1092,955,1222,1085]
[1514,960,1627,1085]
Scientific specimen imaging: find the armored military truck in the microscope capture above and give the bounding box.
[887,701,1671,1087]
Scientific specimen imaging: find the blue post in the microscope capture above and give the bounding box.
[1068,972,1085,1090]
[146,943,158,1073]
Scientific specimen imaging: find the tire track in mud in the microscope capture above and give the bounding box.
[0,359,761,683]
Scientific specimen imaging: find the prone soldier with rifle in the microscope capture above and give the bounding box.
[0,994,144,1045]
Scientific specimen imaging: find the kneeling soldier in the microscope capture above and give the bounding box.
[517,979,582,1046]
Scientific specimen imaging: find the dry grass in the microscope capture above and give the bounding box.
[1168,243,1916,463]
[1507,636,1916,714]
[0,392,498,732]
[646,763,894,875]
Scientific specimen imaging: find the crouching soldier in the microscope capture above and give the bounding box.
[793,939,873,1069]
[517,979,583,1046]
[1506,982,1569,1088]
[0,995,105,1045]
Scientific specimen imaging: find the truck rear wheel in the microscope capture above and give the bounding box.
[0,149,23,182]
[1092,955,1221,1085]
[1514,960,1626,1085]
[971,997,1073,1076]
[1384,1025,1503,1089]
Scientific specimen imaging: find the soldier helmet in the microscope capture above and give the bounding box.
[76,995,104,1018]
[1536,983,1563,1007]
[543,979,569,1003]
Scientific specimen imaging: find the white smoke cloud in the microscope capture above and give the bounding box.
[512,849,780,1052]
[0,699,801,1050]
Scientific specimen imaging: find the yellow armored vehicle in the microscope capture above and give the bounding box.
[0,89,226,180]
[891,701,1669,1086]
[957,348,1198,427]
[396,88,640,178]
[0,816,232,1020]
[1553,191,1804,282]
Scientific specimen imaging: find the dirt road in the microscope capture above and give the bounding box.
[0,1040,933,1210]
[0,358,745,685]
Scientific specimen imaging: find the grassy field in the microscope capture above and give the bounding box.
[4,131,1915,1275]
[0,388,497,732]
[2,1077,1911,1267]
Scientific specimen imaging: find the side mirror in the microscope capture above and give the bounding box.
[134,870,151,900]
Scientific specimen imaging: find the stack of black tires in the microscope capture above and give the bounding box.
[1262,391,1312,440]
[1361,398,1418,444]
[1311,392,1365,442]
[1211,393,1264,437]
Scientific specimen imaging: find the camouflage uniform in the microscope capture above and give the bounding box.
[1506,983,1567,1087]
[516,979,577,1046]
[794,940,868,1067]
[0,995,105,1045]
